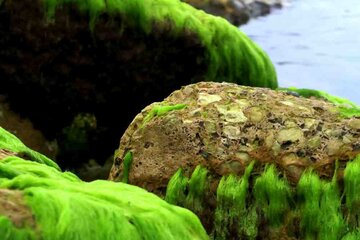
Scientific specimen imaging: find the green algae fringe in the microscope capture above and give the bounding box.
[213,161,255,240]
[0,128,208,240]
[279,87,360,118]
[166,155,360,239]
[41,0,277,88]
[185,165,209,214]
[142,104,187,128]
[121,151,133,183]
[253,164,291,227]
[165,165,209,215]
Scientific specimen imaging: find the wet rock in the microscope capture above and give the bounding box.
[110,82,360,191]
[183,0,287,26]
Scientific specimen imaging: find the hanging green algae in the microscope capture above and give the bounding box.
[297,168,344,240]
[279,87,360,118]
[253,164,291,227]
[0,155,209,240]
[185,165,209,214]
[121,151,133,183]
[41,0,277,88]
[0,127,60,170]
[142,104,187,128]
[213,161,255,240]
[165,168,188,205]
[344,155,360,229]
[164,165,209,215]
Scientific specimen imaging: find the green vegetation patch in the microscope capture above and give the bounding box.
[41,0,277,88]
[142,104,187,127]
[0,129,208,240]
[166,155,360,239]
[279,87,360,118]
[0,127,60,170]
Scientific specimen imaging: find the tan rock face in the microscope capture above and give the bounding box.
[109,82,360,193]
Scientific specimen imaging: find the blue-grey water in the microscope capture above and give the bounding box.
[241,0,360,104]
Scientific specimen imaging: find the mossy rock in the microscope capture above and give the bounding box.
[110,82,360,239]
[0,0,276,170]
[0,127,208,240]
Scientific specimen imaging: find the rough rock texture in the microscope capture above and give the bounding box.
[183,0,285,26]
[0,0,276,169]
[110,82,360,189]
[109,82,360,239]
[0,126,208,240]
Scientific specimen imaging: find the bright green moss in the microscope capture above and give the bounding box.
[185,165,208,214]
[164,165,209,215]
[253,164,291,227]
[121,151,133,183]
[0,127,60,170]
[142,104,187,127]
[41,0,277,88]
[165,168,188,205]
[213,161,255,240]
[344,155,360,230]
[0,156,208,240]
[297,169,344,240]
[0,217,36,240]
[278,87,360,118]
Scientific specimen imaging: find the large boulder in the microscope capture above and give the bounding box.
[0,0,276,170]
[109,82,360,239]
[0,126,208,240]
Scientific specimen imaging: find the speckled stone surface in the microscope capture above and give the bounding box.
[110,82,360,192]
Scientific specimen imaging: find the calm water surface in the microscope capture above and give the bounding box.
[241,0,360,104]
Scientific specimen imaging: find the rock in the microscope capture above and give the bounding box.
[0,0,276,170]
[110,82,360,188]
[109,82,360,238]
[0,95,57,159]
[0,126,208,240]
[183,0,287,26]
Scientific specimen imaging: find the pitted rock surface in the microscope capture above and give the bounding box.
[109,82,360,193]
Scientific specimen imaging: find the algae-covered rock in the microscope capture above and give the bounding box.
[110,81,360,239]
[110,82,360,188]
[0,127,208,240]
[0,0,277,169]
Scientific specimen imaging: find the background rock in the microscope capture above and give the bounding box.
[183,0,286,26]
[0,0,276,171]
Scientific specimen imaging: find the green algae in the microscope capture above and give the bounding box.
[253,164,291,227]
[165,168,188,205]
[185,165,209,214]
[41,0,277,88]
[0,157,208,240]
[344,155,360,229]
[0,127,60,170]
[165,155,360,239]
[121,151,133,183]
[279,87,360,118]
[213,161,255,240]
[142,104,187,127]
[0,217,36,240]
[297,169,344,240]
[165,166,209,220]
